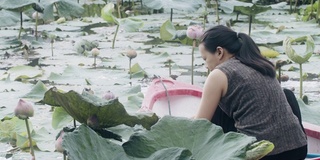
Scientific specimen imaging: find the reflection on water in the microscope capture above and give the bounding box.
[152,95,200,118]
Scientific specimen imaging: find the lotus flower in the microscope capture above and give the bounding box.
[55,130,65,153]
[87,114,100,129]
[126,49,137,59]
[14,99,34,120]
[91,48,100,57]
[186,25,204,40]
[102,91,116,100]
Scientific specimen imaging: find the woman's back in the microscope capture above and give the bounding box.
[216,57,307,155]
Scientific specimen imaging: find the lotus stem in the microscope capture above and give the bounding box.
[290,0,292,14]
[19,12,23,39]
[215,0,220,25]
[299,63,303,98]
[191,39,196,85]
[117,1,121,18]
[169,60,171,77]
[63,152,66,160]
[112,25,120,49]
[129,59,132,79]
[159,78,171,116]
[249,15,252,36]
[203,0,208,30]
[170,8,173,22]
[25,119,35,159]
[35,13,38,41]
[94,56,97,69]
[278,67,281,84]
[73,119,76,128]
[51,42,54,57]
[316,0,320,25]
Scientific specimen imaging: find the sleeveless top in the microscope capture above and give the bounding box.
[215,57,307,155]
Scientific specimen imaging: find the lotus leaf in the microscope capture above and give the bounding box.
[284,35,315,64]
[142,0,204,12]
[42,87,159,129]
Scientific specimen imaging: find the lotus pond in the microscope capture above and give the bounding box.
[0,0,320,159]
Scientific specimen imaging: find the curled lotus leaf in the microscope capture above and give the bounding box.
[101,3,119,24]
[42,87,159,129]
[284,35,315,64]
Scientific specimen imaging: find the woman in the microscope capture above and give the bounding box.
[195,25,307,159]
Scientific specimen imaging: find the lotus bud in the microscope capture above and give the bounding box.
[103,91,115,100]
[280,75,289,82]
[186,25,204,40]
[91,48,100,57]
[87,114,99,129]
[55,130,65,153]
[32,12,43,20]
[14,99,34,120]
[126,49,137,60]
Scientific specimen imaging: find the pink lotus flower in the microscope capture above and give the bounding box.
[126,49,137,59]
[55,130,65,153]
[186,25,204,40]
[91,48,100,57]
[102,91,116,100]
[14,99,34,120]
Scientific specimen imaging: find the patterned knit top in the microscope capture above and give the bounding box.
[215,57,307,155]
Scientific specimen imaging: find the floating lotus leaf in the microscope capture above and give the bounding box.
[259,46,280,58]
[234,4,271,16]
[284,35,314,64]
[42,87,159,129]
[142,0,204,12]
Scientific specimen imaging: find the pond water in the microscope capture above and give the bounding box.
[0,0,320,159]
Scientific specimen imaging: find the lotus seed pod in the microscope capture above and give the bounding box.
[126,49,137,59]
[14,99,34,120]
[91,48,100,57]
[55,130,65,153]
[87,114,99,129]
[103,91,115,100]
[275,60,288,69]
[186,25,204,40]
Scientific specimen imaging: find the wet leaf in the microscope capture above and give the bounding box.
[119,18,144,32]
[52,107,73,129]
[42,0,84,21]
[22,80,48,100]
[4,65,43,81]
[0,10,20,27]
[160,20,176,41]
[42,87,159,129]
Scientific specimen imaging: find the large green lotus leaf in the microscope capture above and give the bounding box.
[283,35,314,64]
[298,99,320,126]
[119,18,144,32]
[42,87,159,129]
[41,0,84,21]
[160,20,176,41]
[220,0,252,14]
[0,0,41,11]
[0,10,20,27]
[22,80,48,100]
[63,124,193,160]
[123,116,257,159]
[234,4,271,16]
[142,0,204,12]
[5,65,43,81]
[101,3,119,24]
[52,107,73,129]
[0,117,33,142]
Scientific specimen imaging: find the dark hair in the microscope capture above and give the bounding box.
[200,25,276,78]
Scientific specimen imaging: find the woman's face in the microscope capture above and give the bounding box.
[199,43,220,71]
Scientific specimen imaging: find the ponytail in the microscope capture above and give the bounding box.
[236,33,276,78]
